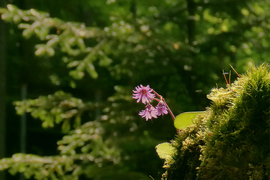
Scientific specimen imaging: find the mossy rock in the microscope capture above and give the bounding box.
[162,64,270,180]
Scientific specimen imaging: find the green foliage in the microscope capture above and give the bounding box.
[0,121,121,179]
[14,91,90,132]
[174,111,204,130]
[161,64,270,179]
[156,143,176,162]
[0,4,112,79]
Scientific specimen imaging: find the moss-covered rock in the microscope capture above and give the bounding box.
[162,64,270,180]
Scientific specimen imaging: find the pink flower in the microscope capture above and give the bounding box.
[155,101,168,116]
[139,104,158,121]
[132,85,155,104]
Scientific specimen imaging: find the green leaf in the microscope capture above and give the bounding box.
[35,45,46,56]
[69,70,85,79]
[155,142,175,161]
[62,119,71,132]
[85,63,98,78]
[174,111,204,130]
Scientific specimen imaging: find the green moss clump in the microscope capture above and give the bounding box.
[162,64,270,180]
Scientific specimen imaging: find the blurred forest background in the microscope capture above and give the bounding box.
[0,0,269,179]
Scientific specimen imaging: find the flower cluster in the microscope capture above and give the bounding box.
[132,85,168,121]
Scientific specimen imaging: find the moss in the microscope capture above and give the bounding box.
[162,64,270,180]
[161,110,208,180]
